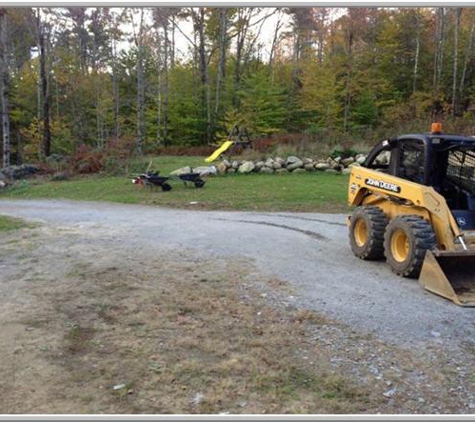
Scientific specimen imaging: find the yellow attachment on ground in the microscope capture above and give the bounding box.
[419,249,475,306]
[204,140,234,163]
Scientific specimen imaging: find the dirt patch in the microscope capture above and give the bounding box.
[0,224,475,414]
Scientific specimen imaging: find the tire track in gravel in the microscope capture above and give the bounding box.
[261,213,347,227]
[213,218,328,241]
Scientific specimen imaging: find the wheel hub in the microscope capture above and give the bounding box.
[391,229,410,262]
[354,219,368,247]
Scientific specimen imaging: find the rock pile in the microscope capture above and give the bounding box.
[212,153,369,175]
[0,164,42,187]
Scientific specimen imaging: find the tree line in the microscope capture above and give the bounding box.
[1,7,474,167]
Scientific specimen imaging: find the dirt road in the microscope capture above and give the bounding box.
[2,199,474,349]
[2,199,475,414]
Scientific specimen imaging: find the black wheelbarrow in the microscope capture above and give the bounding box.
[132,171,172,191]
[171,172,206,188]
[132,170,206,191]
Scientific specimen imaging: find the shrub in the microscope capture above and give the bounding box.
[70,144,105,174]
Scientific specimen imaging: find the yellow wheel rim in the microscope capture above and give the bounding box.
[354,219,368,247]
[391,229,410,262]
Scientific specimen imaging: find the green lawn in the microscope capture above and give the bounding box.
[1,156,351,213]
[0,215,35,231]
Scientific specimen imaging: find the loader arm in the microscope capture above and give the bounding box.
[348,166,464,251]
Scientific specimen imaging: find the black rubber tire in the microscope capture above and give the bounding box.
[161,183,172,192]
[383,215,436,278]
[349,206,388,260]
[194,179,205,188]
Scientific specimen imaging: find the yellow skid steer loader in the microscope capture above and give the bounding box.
[348,123,475,306]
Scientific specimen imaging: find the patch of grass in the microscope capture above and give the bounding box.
[1,156,350,213]
[94,303,117,323]
[80,395,94,404]
[292,309,330,326]
[113,381,135,400]
[64,322,95,354]
[29,257,379,414]
[0,215,36,231]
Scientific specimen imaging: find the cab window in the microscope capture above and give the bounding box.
[367,146,392,173]
[397,140,425,183]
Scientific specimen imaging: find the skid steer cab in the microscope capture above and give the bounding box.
[348,124,475,306]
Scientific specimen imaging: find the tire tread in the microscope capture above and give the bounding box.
[350,206,389,260]
[384,215,436,278]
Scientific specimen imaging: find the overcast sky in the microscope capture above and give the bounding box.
[120,7,347,62]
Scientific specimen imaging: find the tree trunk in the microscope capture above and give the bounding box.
[268,16,282,68]
[233,8,250,108]
[412,12,421,94]
[92,24,102,147]
[315,8,328,65]
[452,8,461,116]
[213,8,227,135]
[155,28,161,143]
[432,7,447,120]
[38,9,51,158]
[192,8,211,144]
[163,19,169,145]
[343,32,353,132]
[433,8,446,97]
[0,9,10,167]
[112,28,119,139]
[136,9,145,154]
[459,22,474,99]
[170,14,175,68]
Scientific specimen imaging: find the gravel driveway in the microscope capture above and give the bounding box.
[2,198,474,352]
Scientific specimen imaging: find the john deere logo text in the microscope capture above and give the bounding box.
[365,178,401,193]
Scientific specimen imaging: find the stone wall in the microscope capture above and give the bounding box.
[213,153,370,175]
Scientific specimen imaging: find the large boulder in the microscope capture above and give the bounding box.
[222,159,231,168]
[238,161,255,174]
[341,157,355,167]
[231,160,240,169]
[376,151,390,165]
[170,166,192,176]
[287,160,304,171]
[259,166,274,174]
[254,161,264,172]
[275,157,285,167]
[265,158,275,168]
[304,164,315,172]
[272,161,282,170]
[292,168,306,174]
[315,162,331,171]
[342,168,352,175]
[302,158,314,165]
[193,166,217,176]
[356,154,366,165]
[275,168,289,175]
[285,156,301,166]
[216,162,228,175]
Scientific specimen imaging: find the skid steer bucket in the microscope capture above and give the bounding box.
[419,249,475,306]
